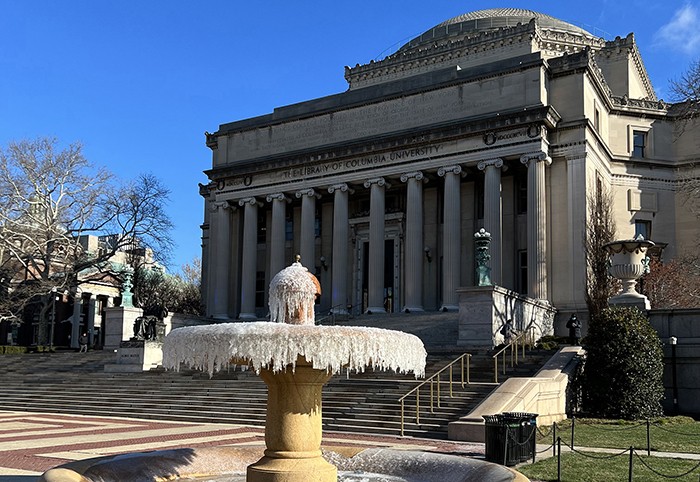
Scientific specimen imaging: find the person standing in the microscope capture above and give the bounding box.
[79,333,88,353]
[567,314,582,345]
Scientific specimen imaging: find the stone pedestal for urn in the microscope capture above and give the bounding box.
[603,236,655,310]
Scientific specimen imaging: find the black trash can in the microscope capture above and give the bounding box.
[484,414,521,466]
[503,412,538,462]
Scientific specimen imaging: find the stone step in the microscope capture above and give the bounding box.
[0,345,555,438]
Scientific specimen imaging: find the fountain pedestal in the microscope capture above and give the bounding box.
[248,356,336,482]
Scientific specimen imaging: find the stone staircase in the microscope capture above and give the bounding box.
[0,314,555,438]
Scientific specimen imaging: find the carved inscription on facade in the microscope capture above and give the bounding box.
[280,145,443,181]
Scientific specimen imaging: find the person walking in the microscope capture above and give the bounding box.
[79,333,88,353]
[566,314,582,345]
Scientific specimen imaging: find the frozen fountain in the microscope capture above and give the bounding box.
[39,258,529,482]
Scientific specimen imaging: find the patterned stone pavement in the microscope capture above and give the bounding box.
[0,411,485,480]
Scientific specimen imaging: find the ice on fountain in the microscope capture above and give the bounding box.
[268,261,320,326]
[163,322,426,378]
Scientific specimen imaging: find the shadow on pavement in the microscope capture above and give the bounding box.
[0,477,38,482]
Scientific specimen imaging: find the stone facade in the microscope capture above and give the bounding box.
[200,9,700,327]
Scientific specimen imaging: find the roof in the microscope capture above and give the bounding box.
[399,8,592,52]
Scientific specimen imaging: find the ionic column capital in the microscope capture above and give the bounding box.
[364,177,390,189]
[400,171,426,183]
[328,183,354,194]
[210,200,233,213]
[437,165,462,177]
[238,197,261,207]
[520,152,552,167]
[266,193,291,203]
[295,188,320,199]
[477,158,506,171]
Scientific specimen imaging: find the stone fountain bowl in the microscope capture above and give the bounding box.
[40,445,530,482]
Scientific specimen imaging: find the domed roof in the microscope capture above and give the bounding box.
[399,8,592,51]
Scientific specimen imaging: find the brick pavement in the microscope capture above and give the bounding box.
[0,410,485,479]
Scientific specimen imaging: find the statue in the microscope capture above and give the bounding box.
[474,228,493,286]
[132,302,168,342]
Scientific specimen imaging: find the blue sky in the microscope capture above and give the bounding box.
[2,1,699,272]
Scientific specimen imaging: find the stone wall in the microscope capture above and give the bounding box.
[457,285,556,347]
[648,308,700,415]
[449,347,582,442]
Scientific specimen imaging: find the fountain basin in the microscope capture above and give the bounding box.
[163,322,427,377]
[40,445,530,482]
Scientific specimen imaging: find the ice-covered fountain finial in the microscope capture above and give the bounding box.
[269,255,321,325]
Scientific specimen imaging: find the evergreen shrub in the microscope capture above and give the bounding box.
[582,306,664,419]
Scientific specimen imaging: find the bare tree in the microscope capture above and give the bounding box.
[133,258,203,316]
[642,255,700,308]
[584,186,618,320]
[670,59,700,118]
[0,138,174,342]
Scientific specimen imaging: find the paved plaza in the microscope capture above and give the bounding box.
[0,410,485,480]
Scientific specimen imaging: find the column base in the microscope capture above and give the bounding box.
[364,307,386,315]
[247,453,337,482]
[440,304,459,312]
[238,312,258,320]
[402,306,425,313]
[211,314,230,321]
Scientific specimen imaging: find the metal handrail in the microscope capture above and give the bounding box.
[398,353,472,436]
[492,326,535,383]
[315,304,351,325]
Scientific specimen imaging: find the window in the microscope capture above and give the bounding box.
[475,178,484,220]
[516,175,527,215]
[285,211,293,241]
[255,271,266,307]
[634,220,652,240]
[518,250,528,295]
[257,209,267,244]
[594,108,600,133]
[632,131,646,158]
[314,206,321,238]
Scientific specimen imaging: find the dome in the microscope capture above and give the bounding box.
[399,8,592,52]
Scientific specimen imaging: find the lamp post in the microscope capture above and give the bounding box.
[49,287,57,350]
[670,336,678,414]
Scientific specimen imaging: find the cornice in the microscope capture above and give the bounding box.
[345,20,605,89]
[205,105,559,181]
[599,33,656,101]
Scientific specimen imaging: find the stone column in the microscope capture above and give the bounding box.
[267,193,290,278]
[105,296,114,308]
[239,197,260,319]
[438,165,462,311]
[328,183,351,314]
[477,158,505,285]
[364,177,389,314]
[567,154,587,307]
[521,152,552,300]
[86,294,96,346]
[401,171,426,312]
[296,189,319,269]
[70,290,82,349]
[210,201,232,319]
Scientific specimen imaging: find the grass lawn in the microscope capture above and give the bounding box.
[535,416,700,454]
[519,452,700,482]
[516,417,700,482]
